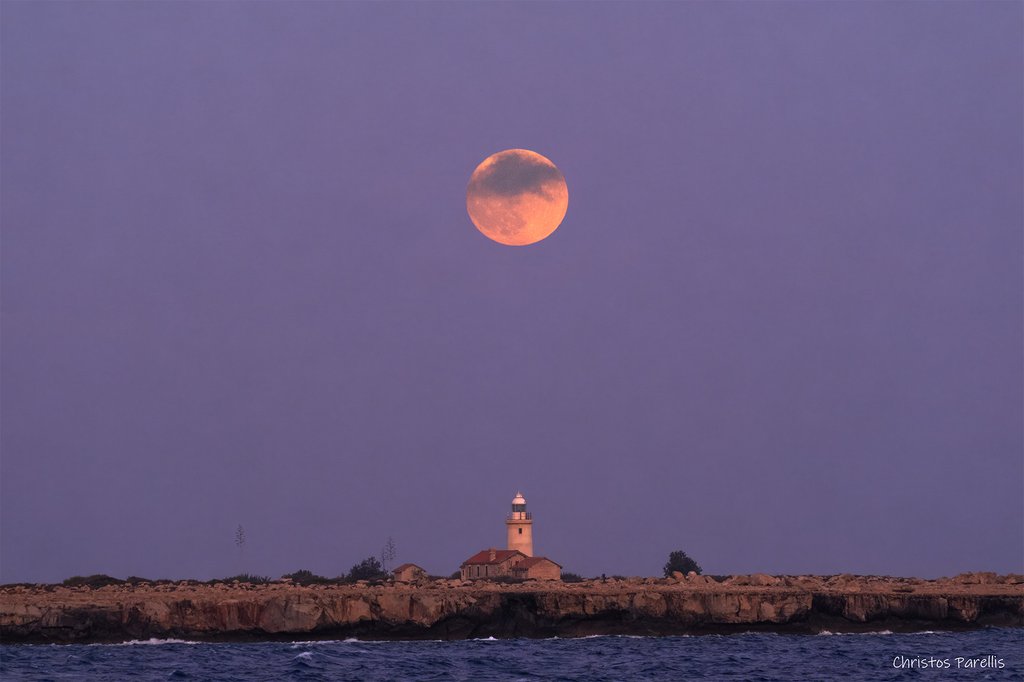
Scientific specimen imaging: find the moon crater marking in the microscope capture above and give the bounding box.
[466,149,568,246]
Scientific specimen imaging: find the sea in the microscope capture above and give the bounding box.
[1,629,1022,681]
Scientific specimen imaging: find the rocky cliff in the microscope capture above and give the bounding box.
[2,573,1021,644]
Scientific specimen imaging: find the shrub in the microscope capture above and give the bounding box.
[560,572,585,583]
[449,571,462,580]
[125,576,151,585]
[488,575,527,584]
[224,573,271,584]
[281,569,330,585]
[663,550,702,577]
[62,574,124,588]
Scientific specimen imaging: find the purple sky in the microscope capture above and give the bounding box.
[2,2,1021,583]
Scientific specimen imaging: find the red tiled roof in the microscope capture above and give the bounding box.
[461,549,526,566]
[513,556,562,569]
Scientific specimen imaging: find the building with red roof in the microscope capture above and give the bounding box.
[460,548,527,579]
[511,556,562,580]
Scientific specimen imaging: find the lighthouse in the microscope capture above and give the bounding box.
[459,491,560,580]
[505,491,533,556]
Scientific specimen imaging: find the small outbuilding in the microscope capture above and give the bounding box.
[392,563,427,582]
[511,556,562,581]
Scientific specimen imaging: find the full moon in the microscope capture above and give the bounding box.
[466,149,568,246]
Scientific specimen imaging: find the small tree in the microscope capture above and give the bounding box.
[663,550,702,577]
[380,536,397,573]
[347,556,388,582]
[234,524,246,574]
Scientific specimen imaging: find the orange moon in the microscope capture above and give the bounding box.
[466,149,568,246]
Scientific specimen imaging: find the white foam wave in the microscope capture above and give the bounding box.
[111,638,200,646]
[289,640,338,647]
[294,651,314,659]
[571,634,656,640]
[287,637,367,647]
[817,630,894,636]
[572,634,652,639]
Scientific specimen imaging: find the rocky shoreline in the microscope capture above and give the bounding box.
[2,573,1021,644]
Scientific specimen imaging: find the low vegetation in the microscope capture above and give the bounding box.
[663,550,702,577]
[222,573,272,584]
[62,574,124,588]
[345,556,389,582]
[50,558,706,590]
[487,576,527,584]
[280,569,331,586]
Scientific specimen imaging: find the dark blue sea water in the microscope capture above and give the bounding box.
[2,629,1022,681]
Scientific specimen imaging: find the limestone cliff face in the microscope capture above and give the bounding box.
[2,575,1021,644]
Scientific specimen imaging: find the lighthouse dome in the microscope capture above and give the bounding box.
[512,492,526,505]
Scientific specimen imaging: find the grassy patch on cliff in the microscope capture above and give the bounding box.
[220,573,273,585]
[281,569,333,585]
[62,574,125,588]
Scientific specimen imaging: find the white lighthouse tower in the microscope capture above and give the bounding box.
[505,491,533,556]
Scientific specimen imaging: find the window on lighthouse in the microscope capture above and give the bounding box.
[518,528,523,535]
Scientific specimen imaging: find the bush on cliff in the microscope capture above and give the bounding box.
[281,569,330,585]
[223,573,271,584]
[345,557,388,582]
[561,572,584,583]
[663,550,702,577]
[63,574,124,588]
[488,575,527,584]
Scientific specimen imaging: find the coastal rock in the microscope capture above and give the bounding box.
[748,574,779,587]
[952,572,1000,585]
[2,576,1021,644]
[683,574,716,587]
[725,574,780,587]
